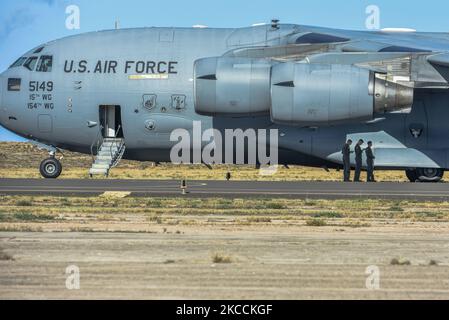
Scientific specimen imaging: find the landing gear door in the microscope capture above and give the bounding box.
[405,100,428,149]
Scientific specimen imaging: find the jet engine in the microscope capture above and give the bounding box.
[270,62,414,126]
[193,57,414,125]
[194,57,272,116]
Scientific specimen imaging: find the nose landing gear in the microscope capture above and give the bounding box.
[29,141,63,179]
[40,157,62,179]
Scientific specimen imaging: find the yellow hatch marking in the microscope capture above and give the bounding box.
[128,74,169,80]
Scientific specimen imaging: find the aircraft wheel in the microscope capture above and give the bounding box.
[415,168,444,183]
[40,158,62,179]
[405,169,418,183]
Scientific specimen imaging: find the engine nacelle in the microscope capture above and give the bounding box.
[194,57,414,125]
[270,62,414,126]
[194,57,272,116]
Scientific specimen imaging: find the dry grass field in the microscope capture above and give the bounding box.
[0,142,408,181]
[1,195,449,233]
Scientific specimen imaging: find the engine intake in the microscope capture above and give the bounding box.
[194,57,272,116]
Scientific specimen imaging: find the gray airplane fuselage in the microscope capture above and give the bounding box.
[1,24,449,171]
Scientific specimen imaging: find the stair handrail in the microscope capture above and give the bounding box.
[90,126,104,164]
[109,125,123,164]
[111,144,126,168]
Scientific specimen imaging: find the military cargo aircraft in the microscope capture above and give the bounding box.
[1,20,449,182]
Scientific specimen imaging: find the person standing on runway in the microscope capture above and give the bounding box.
[365,141,376,182]
[342,139,353,182]
[354,139,364,182]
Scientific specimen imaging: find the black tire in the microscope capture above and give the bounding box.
[405,169,418,183]
[416,168,444,183]
[40,158,62,179]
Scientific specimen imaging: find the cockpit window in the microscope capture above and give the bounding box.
[23,56,38,71]
[9,57,27,68]
[36,55,53,72]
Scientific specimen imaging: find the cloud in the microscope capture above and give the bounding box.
[0,8,36,40]
[31,0,57,6]
[0,0,64,41]
[31,0,70,7]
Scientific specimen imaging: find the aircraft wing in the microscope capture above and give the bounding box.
[225,26,449,89]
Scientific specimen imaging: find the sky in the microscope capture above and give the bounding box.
[1,0,449,141]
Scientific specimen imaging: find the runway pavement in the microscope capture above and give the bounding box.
[1,178,449,199]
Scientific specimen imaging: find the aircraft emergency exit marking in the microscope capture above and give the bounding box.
[64,60,178,74]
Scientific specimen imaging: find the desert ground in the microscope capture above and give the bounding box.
[1,195,449,299]
[1,142,449,299]
[2,230,449,300]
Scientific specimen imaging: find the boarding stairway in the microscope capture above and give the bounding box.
[89,137,126,177]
